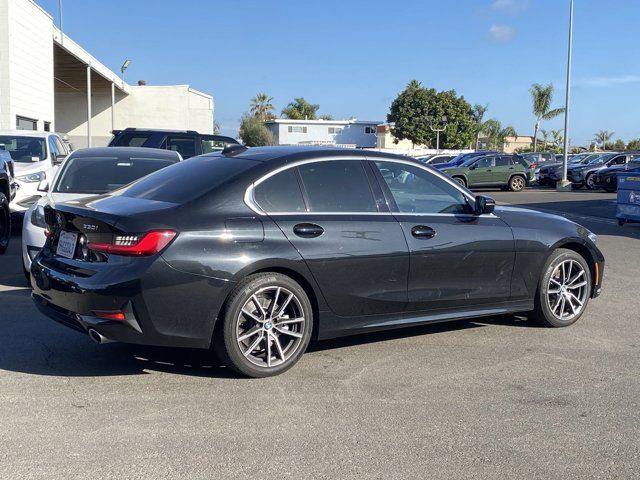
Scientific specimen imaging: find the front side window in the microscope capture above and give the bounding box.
[254,169,306,213]
[201,136,230,154]
[48,137,59,157]
[298,160,376,213]
[0,135,46,162]
[111,132,152,147]
[374,161,471,215]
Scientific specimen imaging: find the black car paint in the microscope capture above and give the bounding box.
[31,147,605,348]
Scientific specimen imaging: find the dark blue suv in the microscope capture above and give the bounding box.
[109,128,240,159]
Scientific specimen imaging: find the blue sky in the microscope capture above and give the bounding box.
[39,0,640,145]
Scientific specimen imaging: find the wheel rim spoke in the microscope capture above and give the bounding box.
[546,259,588,321]
[272,333,285,360]
[567,281,586,289]
[269,287,281,317]
[274,317,305,326]
[237,327,262,343]
[275,326,302,338]
[243,333,264,357]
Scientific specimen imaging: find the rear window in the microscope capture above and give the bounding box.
[54,156,177,194]
[111,132,153,147]
[116,155,257,203]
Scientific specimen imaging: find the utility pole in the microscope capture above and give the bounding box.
[558,0,574,192]
[58,0,63,44]
[430,116,447,151]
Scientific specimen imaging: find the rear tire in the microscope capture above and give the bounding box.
[529,249,591,328]
[509,175,526,192]
[0,192,10,255]
[213,272,313,378]
[453,177,466,188]
[585,173,596,190]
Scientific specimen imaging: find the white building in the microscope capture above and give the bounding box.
[264,118,381,148]
[0,0,214,148]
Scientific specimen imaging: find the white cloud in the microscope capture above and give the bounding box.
[575,75,640,87]
[489,24,515,42]
[491,0,528,12]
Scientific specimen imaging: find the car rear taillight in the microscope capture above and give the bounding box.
[530,163,537,169]
[88,230,177,256]
[93,310,126,321]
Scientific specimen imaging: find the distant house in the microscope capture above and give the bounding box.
[375,123,428,150]
[264,118,381,148]
[503,136,534,153]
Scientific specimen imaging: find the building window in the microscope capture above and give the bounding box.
[16,116,37,130]
[44,122,51,132]
[328,127,343,134]
[288,126,307,134]
[365,126,376,134]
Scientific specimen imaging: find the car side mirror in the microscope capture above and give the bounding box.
[37,179,49,192]
[475,195,495,215]
[54,154,67,165]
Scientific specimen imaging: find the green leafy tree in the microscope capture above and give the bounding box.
[551,129,564,148]
[613,139,626,150]
[472,104,489,151]
[387,80,475,149]
[539,128,550,150]
[530,83,565,152]
[593,130,614,150]
[627,138,640,150]
[250,93,275,120]
[481,119,516,150]
[319,114,334,120]
[239,114,276,146]
[281,97,320,120]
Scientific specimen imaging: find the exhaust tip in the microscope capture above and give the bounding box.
[88,329,112,344]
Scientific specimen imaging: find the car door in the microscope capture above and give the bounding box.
[492,156,514,185]
[370,159,515,312]
[252,159,410,317]
[467,156,496,186]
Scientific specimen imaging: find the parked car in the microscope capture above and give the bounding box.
[108,128,240,159]
[566,152,637,189]
[520,152,555,183]
[433,151,499,170]
[592,156,640,192]
[417,154,457,165]
[0,130,70,212]
[441,153,532,191]
[0,149,15,254]
[30,146,604,377]
[22,147,182,278]
[537,153,600,186]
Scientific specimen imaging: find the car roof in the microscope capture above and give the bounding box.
[0,130,61,138]
[210,145,412,164]
[68,146,182,160]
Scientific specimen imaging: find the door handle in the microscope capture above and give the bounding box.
[411,225,436,239]
[293,223,324,238]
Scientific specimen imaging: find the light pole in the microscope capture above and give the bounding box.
[558,0,574,192]
[430,115,448,151]
[120,59,131,89]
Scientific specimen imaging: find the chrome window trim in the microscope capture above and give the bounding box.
[244,155,480,216]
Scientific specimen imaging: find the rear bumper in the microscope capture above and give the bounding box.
[31,252,233,349]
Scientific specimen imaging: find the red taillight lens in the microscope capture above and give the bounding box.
[530,163,537,169]
[93,310,126,321]
[88,230,177,257]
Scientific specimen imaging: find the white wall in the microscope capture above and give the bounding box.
[267,121,378,148]
[56,85,214,148]
[0,0,54,130]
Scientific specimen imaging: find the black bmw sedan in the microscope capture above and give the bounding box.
[31,146,605,377]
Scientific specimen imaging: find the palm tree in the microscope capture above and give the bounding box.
[530,83,565,152]
[250,93,275,120]
[593,130,614,150]
[539,129,550,149]
[482,119,516,151]
[472,104,488,151]
[551,129,564,149]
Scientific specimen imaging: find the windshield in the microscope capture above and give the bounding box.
[53,156,177,194]
[586,153,615,165]
[0,135,46,162]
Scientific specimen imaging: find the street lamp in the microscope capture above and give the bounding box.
[558,0,574,191]
[120,59,131,88]
[430,115,448,151]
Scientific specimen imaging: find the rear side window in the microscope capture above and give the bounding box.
[254,169,306,213]
[297,160,376,213]
[495,157,512,167]
[117,155,256,204]
[166,136,196,158]
[111,132,152,147]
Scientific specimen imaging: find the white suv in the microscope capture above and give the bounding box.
[0,130,70,212]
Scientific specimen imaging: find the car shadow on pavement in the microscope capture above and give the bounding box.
[0,305,540,381]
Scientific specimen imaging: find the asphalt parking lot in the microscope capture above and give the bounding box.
[1,189,639,479]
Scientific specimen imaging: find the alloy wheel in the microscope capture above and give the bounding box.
[545,259,588,321]
[586,174,595,189]
[511,176,525,191]
[235,286,306,368]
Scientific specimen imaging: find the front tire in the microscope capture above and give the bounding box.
[214,273,313,377]
[585,173,596,190]
[453,177,467,188]
[529,249,591,327]
[0,192,10,255]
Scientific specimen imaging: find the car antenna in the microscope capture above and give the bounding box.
[222,144,248,156]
